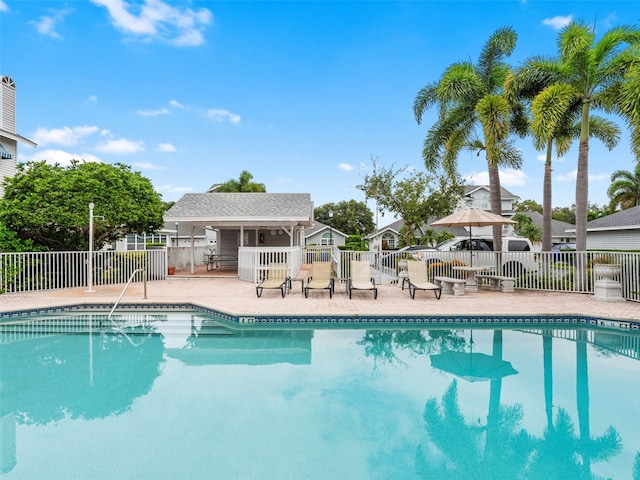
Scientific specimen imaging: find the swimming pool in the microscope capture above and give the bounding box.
[1,309,639,479]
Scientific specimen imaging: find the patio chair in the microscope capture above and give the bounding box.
[406,260,442,300]
[348,260,377,299]
[304,261,334,298]
[256,263,290,298]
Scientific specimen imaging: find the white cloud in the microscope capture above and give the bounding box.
[90,0,213,47]
[137,107,169,116]
[464,168,527,187]
[21,149,101,166]
[132,161,165,170]
[155,184,194,194]
[338,163,353,171]
[169,99,185,109]
[32,125,99,146]
[29,7,73,39]
[0,1,9,12]
[542,15,573,30]
[94,138,144,153]
[87,95,98,103]
[556,169,610,182]
[158,143,176,152]
[207,108,241,124]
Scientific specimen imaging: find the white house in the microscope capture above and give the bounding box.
[577,206,640,250]
[367,185,519,250]
[0,75,37,197]
[304,221,347,247]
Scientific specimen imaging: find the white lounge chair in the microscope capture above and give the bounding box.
[406,260,442,299]
[348,260,377,299]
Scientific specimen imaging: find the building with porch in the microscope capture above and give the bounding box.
[164,192,314,281]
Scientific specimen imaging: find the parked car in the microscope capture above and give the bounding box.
[381,245,436,269]
[551,242,576,263]
[417,236,538,276]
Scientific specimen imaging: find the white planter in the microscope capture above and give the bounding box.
[593,263,624,302]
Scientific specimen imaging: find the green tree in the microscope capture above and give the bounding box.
[608,163,640,210]
[357,159,462,247]
[513,199,543,213]
[512,212,543,243]
[506,57,620,251]
[0,160,165,251]
[526,21,640,252]
[314,200,375,236]
[0,223,40,252]
[414,26,525,253]
[552,205,576,225]
[214,170,266,192]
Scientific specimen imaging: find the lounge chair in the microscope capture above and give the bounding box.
[406,260,442,299]
[256,263,290,298]
[348,260,377,299]
[304,261,334,298]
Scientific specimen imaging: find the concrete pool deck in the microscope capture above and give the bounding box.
[1,276,639,322]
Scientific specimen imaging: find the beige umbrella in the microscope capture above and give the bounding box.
[430,208,515,265]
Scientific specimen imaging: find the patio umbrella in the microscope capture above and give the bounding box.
[430,350,518,382]
[430,207,515,265]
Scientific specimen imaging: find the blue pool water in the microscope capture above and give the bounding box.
[1,311,639,479]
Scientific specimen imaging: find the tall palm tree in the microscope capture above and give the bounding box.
[414,27,525,251]
[608,163,640,210]
[526,21,640,252]
[214,170,266,192]
[506,58,620,251]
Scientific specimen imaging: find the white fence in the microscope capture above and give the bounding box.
[0,250,166,294]
[238,247,302,283]
[1,248,638,303]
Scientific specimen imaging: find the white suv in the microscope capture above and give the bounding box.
[414,236,538,276]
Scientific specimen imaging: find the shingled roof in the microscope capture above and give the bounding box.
[164,193,314,227]
[584,205,640,231]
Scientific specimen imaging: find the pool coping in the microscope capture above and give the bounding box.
[2,302,639,332]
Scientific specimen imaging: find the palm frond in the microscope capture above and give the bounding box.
[413,82,439,124]
[531,83,579,145]
[477,26,517,87]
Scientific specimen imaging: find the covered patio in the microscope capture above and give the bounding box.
[164,192,315,282]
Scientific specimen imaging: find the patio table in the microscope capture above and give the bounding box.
[452,265,492,293]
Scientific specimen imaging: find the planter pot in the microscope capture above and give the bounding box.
[593,263,623,302]
[167,266,176,275]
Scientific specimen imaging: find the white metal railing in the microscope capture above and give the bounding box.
[238,247,302,283]
[0,250,165,294]
[108,269,147,319]
[1,248,638,303]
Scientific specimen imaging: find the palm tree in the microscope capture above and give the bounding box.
[506,58,620,251]
[525,21,640,252]
[414,27,525,252]
[214,170,266,192]
[608,163,640,210]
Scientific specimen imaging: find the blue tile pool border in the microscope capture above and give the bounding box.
[1,302,639,332]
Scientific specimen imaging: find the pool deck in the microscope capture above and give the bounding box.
[1,276,639,322]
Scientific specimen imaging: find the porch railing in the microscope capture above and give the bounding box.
[238,247,302,283]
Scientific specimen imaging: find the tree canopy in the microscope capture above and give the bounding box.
[214,170,266,192]
[0,160,165,251]
[357,159,462,246]
[314,200,375,236]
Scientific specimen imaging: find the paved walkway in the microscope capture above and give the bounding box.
[1,277,639,323]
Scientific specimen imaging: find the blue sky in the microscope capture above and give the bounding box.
[1,1,638,214]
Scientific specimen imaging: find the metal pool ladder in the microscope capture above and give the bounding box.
[108,268,147,320]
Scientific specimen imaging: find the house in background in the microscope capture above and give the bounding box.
[521,210,575,247]
[367,185,519,250]
[575,206,640,250]
[304,221,347,247]
[0,75,37,197]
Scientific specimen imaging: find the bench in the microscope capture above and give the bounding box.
[475,274,516,293]
[433,276,467,296]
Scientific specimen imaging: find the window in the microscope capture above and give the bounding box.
[381,233,395,250]
[321,232,334,245]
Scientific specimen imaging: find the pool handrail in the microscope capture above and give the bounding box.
[108,268,147,320]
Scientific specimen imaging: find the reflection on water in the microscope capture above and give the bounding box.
[1,313,640,479]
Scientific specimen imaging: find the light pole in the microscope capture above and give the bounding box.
[328,210,334,246]
[86,202,95,292]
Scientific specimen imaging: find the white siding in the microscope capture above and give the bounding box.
[587,230,640,250]
[1,76,16,133]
